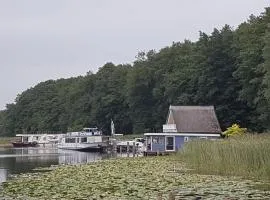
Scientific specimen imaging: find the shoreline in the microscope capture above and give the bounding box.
[0,144,12,148]
[0,137,15,148]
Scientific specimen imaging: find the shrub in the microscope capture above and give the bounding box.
[222,124,247,137]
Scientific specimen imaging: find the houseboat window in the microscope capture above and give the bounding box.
[65,138,76,143]
[152,136,164,144]
[81,137,87,143]
[166,137,174,151]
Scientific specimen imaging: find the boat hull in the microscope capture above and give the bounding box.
[58,146,104,152]
[12,142,38,148]
[58,143,106,152]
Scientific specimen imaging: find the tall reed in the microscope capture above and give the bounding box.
[178,135,270,180]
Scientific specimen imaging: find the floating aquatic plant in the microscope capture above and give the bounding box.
[1,157,270,200]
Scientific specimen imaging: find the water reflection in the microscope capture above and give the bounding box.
[0,169,7,183]
[0,147,108,184]
[58,150,103,165]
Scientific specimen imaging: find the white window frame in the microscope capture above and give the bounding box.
[165,136,175,151]
[150,136,153,151]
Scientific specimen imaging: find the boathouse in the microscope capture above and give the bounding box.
[144,105,221,154]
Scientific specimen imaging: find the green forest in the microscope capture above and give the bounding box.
[1,8,270,136]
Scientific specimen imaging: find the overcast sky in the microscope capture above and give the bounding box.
[0,0,268,110]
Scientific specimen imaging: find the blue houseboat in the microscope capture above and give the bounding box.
[144,106,221,155]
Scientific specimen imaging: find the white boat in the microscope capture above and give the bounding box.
[117,138,145,153]
[14,134,65,147]
[58,128,109,152]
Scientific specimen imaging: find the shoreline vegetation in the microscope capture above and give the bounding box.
[0,137,14,147]
[1,135,270,199]
[180,134,270,181]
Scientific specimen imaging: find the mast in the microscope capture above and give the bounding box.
[111,119,115,136]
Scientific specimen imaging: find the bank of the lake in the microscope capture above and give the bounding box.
[2,156,270,200]
[0,137,14,148]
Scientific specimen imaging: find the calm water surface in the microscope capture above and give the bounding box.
[0,147,109,183]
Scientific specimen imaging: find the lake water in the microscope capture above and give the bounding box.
[0,147,111,184]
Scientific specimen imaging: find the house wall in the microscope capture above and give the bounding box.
[175,136,185,150]
[150,135,185,152]
[152,143,165,152]
[151,136,165,152]
[147,134,220,153]
[183,134,220,141]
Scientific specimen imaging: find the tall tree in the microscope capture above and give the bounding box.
[193,26,247,129]
[91,63,132,134]
[233,8,270,131]
[261,9,270,129]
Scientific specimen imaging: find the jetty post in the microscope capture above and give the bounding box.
[127,142,130,157]
[112,139,117,155]
[119,145,122,156]
[132,142,135,157]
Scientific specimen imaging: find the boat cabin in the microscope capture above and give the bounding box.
[144,106,222,154]
[59,127,108,151]
[82,127,102,135]
[12,134,65,147]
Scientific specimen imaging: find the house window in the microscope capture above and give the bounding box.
[165,136,175,151]
[152,137,164,144]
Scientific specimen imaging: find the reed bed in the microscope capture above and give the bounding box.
[178,134,270,181]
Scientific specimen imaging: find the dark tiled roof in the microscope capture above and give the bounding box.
[168,105,221,133]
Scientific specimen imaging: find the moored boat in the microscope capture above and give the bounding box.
[58,128,110,152]
[11,134,65,148]
[12,141,38,147]
[116,138,145,153]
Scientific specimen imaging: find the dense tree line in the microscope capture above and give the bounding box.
[1,8,270,136]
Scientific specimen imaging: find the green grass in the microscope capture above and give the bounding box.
[177,134,270,181]
[0,137,15,145]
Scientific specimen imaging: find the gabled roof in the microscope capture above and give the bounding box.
[167,105,221,133]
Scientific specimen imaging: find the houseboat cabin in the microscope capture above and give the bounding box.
[12,134,65,147]
[58,127,109,152]
[144,106,222,154]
